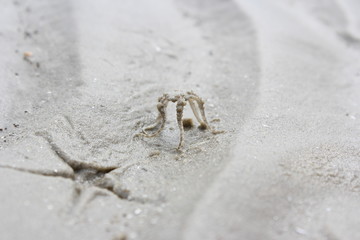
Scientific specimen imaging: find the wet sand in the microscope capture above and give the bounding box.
[0,0,360,239]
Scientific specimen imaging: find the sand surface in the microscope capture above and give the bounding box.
[0,0,360,239]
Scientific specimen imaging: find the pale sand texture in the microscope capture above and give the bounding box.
[0,0,359,239]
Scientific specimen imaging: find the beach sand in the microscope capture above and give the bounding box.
[0,0,359,239]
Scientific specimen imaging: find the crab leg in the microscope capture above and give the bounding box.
[176,97,186,149]
[195,97,223,134]
[189,99,204,125]
[142,115,161,132]
[141,99,168,137]
[192,97,211,129]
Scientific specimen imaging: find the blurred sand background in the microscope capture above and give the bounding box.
[0,0,360,239]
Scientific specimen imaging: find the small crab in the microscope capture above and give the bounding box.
[137,91,223,150]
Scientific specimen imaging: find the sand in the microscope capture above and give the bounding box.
[0,0,359,239]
